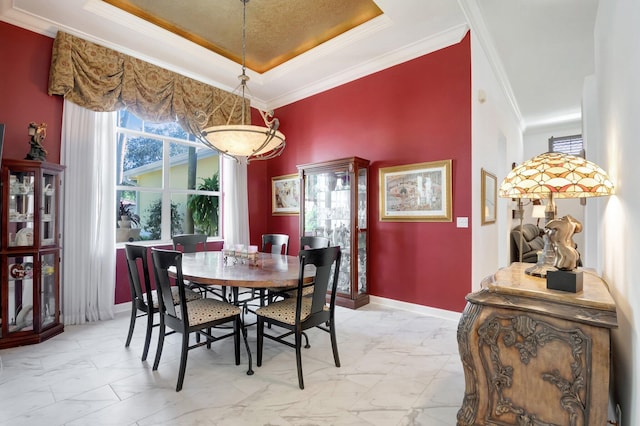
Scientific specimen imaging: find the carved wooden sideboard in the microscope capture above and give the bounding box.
[457,263,617,426]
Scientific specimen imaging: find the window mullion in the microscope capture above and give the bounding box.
[161,139,171,240]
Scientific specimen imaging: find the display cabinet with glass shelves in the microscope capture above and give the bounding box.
[1,159,64,348]
[298,157,369,309]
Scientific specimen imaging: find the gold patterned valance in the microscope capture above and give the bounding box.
[48,31,246,131]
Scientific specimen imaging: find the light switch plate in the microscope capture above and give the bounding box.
[456,217,469,228]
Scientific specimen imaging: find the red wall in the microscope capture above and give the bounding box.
[249,34,472,311]
[0,23,62,163]
[2,21,471,312]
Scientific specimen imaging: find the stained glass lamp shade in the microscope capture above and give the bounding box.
[499,151,614,214]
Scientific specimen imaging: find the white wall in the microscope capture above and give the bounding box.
[470,32,523,290]
[591,0,640,423]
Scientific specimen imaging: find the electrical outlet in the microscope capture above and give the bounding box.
[616,404,622,426]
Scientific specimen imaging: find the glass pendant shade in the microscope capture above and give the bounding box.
[499,152,614,199]
[202,124,285,158]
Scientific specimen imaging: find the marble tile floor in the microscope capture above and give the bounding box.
[0,303,464,426]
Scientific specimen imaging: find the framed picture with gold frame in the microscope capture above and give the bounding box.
[271,173,300,215]
[481,168,497,225]
[379,159,452,222]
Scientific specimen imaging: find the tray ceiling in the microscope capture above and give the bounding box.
[101,0,383,73]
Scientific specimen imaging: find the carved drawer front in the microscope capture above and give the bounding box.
[457,304,610,426]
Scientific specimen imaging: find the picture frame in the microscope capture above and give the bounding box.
[481,168,497,225]
[271,173,300,215]
[379,159,452,222]
[0,123,4,166]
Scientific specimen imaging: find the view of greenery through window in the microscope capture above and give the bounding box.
[115,110,221,243]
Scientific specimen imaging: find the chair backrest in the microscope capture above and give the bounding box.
[299,246,342,316]
[124,244,153,310]
[261,234,289,255]
[300,236,330,250]
[151,248,185,322]
[173,234,207,253]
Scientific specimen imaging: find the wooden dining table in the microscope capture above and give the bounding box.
[178,250,314,290]
[173,250,315,375]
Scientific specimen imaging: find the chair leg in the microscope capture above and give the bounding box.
[295,330,304,389]
[176,332,189,392]
[256,317,264,367]
[329,319,341,367]
[152,318,165,371]
[141,310,154,361]
[125,305,137,347]
[234,317,241,365]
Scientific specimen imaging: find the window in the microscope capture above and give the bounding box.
[115,110,221,243]
[548,134,584,156]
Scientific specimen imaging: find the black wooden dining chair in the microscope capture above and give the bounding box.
[256,246,342,389]
[276,235,331,300]
[172,233,207,253]
[172,233,228,301]
[261,234,289,255]
[124,244,201,361]
[151,248,242,392]
[300,235,330,250]
[251,233,290,306]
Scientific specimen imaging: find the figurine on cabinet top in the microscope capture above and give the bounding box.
[25,121,48,161]
[546,214,582,270]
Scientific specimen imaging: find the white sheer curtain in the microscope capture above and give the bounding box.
[222,156,250,247]
[61,100,117,324]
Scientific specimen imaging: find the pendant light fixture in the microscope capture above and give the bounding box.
[190,0,285,162]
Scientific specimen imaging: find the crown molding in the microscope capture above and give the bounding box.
[458,0,524,130]
[263,23,469,110]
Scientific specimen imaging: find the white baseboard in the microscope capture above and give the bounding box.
[114,302,130,314]
[368,296,461,322]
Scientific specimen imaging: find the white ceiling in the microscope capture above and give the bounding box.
[1,0,598,131]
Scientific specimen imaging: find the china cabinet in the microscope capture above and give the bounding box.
[457,263,617,425]
[1,159,65,348]
[298,157,369,309]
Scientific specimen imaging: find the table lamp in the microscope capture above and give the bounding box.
[531,204,547,227]
[499,152,614,291]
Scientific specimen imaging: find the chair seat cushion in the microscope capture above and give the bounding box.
[176,298,241,326]
[152,286,201,309]
[256,298,328,325]
[284,285,314,298]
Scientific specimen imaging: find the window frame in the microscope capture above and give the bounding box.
[548,134,584,157]
[115,114,223,245]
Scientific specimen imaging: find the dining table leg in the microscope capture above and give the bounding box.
[232,287,254,375]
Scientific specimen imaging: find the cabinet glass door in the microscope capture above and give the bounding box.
[6,254,35,334]
[356,168,367,295]
[41,252,58,328]
[41,172,57,245]
[303,169,352,294]
[7,170,35,248]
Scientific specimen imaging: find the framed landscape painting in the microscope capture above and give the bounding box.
[379,159,452,222]
[272,174,300,215]
[481,168,497,225]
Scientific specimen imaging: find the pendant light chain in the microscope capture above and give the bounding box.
[240,0,248,125]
